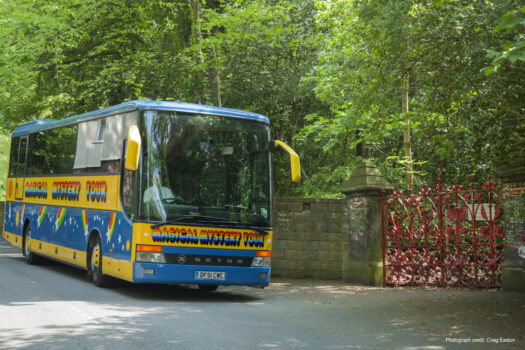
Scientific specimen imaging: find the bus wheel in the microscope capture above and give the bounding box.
[87,235,111,287]
[23,224,42,265]
[198,284,219,292]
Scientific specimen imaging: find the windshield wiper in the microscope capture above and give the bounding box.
[151,215,228,228]
[215,222,269,236]
[151,215,269,235]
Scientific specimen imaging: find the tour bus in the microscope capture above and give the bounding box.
[2,100,300,289]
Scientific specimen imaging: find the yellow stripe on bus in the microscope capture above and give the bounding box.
[2,230,22,248]
[5,175,122,211]
[23,237,134,281]
[31,239,87,269]
[134,223,273,250]
[103,256,134,282]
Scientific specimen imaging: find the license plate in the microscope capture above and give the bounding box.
[195,271,226,280]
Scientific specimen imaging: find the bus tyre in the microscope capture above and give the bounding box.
[23,224,42,265]
[88,235,111,288]
[198,284,219,292]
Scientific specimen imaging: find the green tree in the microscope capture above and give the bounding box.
[2,0,521,199]
[0,0,325,196]
[299,0,524,195]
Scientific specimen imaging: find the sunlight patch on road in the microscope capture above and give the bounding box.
[0,253,22,258]
[0,301,169,349]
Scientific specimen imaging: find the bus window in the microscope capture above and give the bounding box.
[8,137,18,177]
[27,126,77,175]
[16,136,28,176]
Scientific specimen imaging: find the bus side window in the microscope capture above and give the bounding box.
[122,166,136,219]
[26,126,77,176]
[16,137,28,176]
[8,137,19,177]
[27,132,46,175]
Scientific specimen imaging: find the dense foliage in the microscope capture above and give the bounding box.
[0,0,523,197]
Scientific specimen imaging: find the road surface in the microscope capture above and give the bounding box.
[0,238,523,349]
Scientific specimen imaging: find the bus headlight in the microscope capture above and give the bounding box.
[136,245,166,263]
[136,251,166,263]
[251,257,271,267]
[251,251,271,267]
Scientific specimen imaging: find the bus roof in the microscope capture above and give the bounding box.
[12,100,270,137]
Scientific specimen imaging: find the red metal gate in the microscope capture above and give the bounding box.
[381,175,504,287]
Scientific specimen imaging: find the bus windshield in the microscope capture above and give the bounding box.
[139,110,271,227]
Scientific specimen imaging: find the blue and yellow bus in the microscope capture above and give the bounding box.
[2,101,300,289]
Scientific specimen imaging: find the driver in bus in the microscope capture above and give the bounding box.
[144,177,175,203]
[143,177,184,204]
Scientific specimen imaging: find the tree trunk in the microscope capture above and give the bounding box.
[355,130,365,157]
[212,46,221,107]
[402,74,413,185]
[190,0,206,103]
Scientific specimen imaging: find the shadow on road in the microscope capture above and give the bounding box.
[0,238,261,304]
[114,283,262,303]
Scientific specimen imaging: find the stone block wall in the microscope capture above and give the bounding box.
[272,198,346,280]
[272,195,384,285]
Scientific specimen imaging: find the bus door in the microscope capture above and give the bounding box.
[14,136,28,200]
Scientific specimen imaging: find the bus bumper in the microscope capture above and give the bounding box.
[132,262,271,287]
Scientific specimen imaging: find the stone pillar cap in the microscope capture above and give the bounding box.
[341,160,394,194]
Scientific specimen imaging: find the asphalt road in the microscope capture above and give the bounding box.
[1,238,524,350]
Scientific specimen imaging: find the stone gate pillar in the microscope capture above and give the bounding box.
[498,166,525,292]
[340,160,393,286]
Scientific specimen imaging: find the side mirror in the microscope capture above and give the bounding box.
[272,140,301,183]
[125,125,141,171]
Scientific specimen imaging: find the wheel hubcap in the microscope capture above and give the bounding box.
[91,243,100,275]
[24,231,31,256]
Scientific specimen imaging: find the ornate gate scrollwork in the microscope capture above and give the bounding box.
[381,174,504,287]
